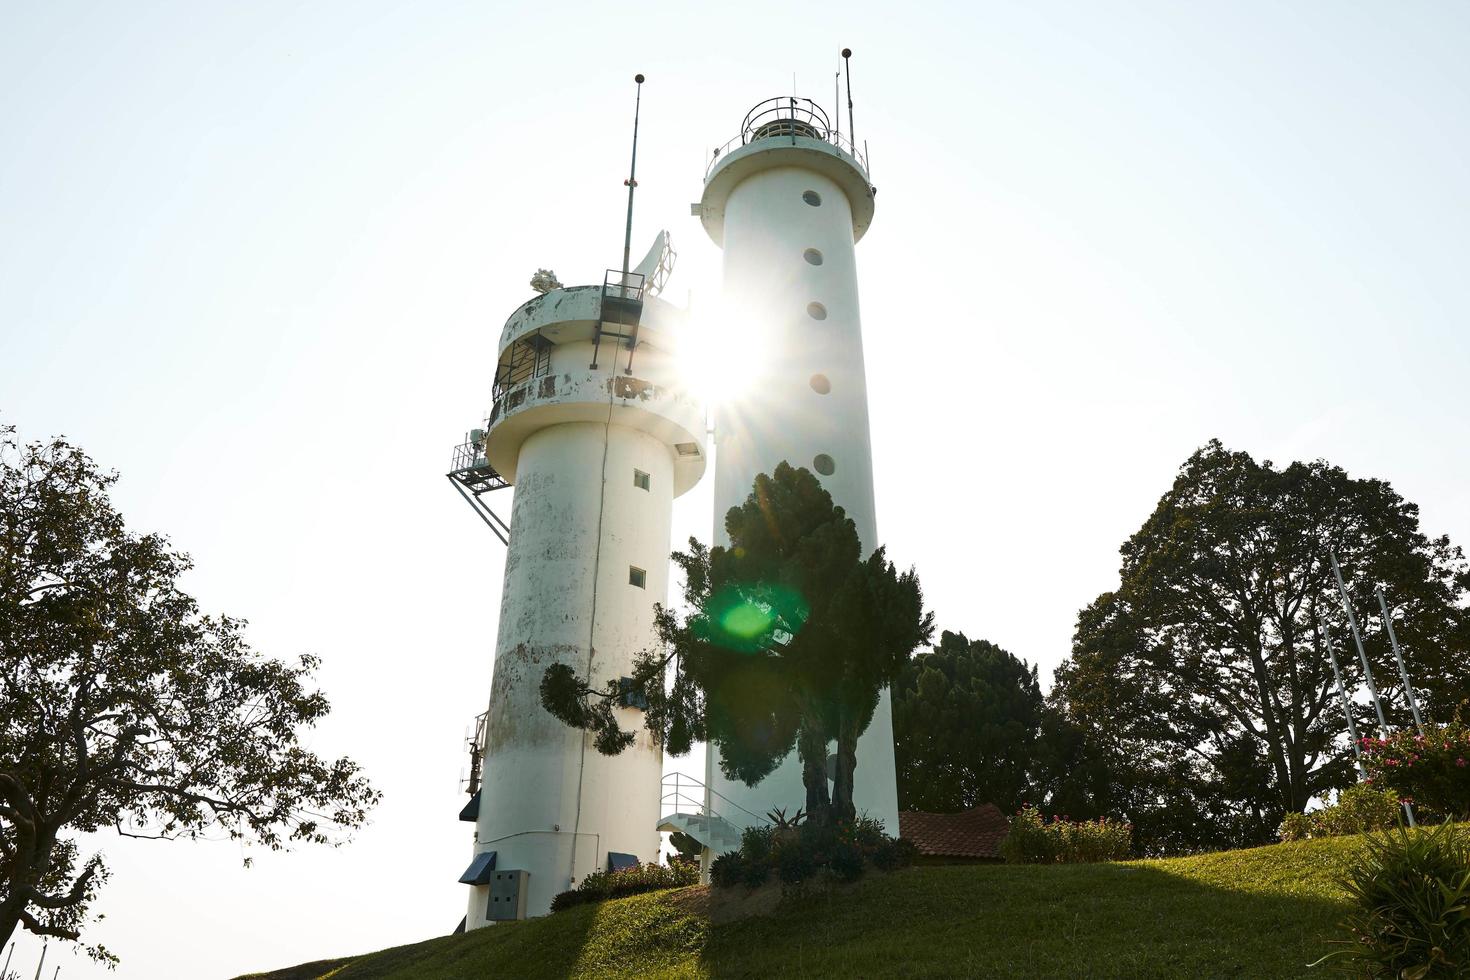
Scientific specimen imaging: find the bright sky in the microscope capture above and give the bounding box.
[3,2,1468,977]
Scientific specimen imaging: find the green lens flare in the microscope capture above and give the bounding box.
[701,584,810,652]
[719,601,774,640]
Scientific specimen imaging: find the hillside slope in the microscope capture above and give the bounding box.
[239,836,1362,979]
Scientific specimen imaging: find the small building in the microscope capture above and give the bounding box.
[898,804,1011,864]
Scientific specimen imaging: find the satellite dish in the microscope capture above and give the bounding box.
[631,231,676,297]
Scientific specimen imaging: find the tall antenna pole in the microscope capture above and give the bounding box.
[1377,587,1426,734]
[1320,611,1368,780]
[834,61,842,141]
[842,48,855,151]
[621,73,645,294]
[32,941,46,980]
[5,941,15,979]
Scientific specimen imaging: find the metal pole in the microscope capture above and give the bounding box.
[1377,587,1426,734]
[842,48,854,152]
[834,63,841,141]
[5,941,14,979]
[620,74,644,294]
[1320,612,1368,780]
[32,942,45,980]
[1330,552,1390,735]
[1330,554,1415,826]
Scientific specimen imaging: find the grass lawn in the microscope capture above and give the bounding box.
[237,835,1363,979]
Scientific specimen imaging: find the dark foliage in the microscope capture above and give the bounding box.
[668,830,703,866]
[710,814,915,889]
[894,631,1043,813]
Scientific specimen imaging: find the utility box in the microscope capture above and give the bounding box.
[486,870,530,921]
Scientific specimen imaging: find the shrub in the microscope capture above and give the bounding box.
[1315,822,1470,978]
[709,851,745,889]
[872,836,919,872]
[549,860,698,912]
[1362,721,1470,819]
[1279,811,1315,844]
[829,840,865,882]
[775,836,819,884]
[708,815,916,889]
[1278,785,1403,842]
[1000,806,1132,864]
[740,825,774,865]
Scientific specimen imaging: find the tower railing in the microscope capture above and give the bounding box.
[660,771,769,830]
[705,96,869,179]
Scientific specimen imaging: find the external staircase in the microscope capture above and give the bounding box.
[656,772,768,858]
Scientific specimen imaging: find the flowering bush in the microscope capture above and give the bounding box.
[549,860,698,912]
[1000,806,1132,864]
[1278,785,1403,842]
[1361,721,1470,819]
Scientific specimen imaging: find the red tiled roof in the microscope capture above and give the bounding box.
[899,804,1010,859]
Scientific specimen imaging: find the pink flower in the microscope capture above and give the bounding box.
[1457,758,1466,768]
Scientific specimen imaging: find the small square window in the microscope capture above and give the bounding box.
[633,469,650,491]
[629,566,646,589]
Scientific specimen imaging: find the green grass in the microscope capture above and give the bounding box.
[237,835,1364,979]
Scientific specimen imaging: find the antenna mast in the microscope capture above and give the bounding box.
[842,48,855,151]
[621,74,645,290]
[834,59,842,141]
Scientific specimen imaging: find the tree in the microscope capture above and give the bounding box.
[541,462,933,826]
[1052,440,1470,849]
[667,830,702,865]
[893,631,1043,813]
[0,426,379,960]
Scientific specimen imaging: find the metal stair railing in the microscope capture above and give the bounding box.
[659,772,769,832]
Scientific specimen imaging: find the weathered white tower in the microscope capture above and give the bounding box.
[450,237,706,924]
[695,92,898,834]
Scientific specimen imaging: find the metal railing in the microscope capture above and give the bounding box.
[659,771,768,829]
[602,268,646,304]
[449,436,489,474]
[705,96,869,179]
[493,333,552,402]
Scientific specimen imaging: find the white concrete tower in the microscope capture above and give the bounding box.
[457,248,706,925]
[695,97,898,834]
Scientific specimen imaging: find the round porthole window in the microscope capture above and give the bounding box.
[802,190,822,206]
[806,302,827,320]
[809,374,831,394]
[803,248,823,266]
[813,454,836,476]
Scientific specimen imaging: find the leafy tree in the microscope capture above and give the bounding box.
[667,830,702,864]
[541,462,932,825]
[0,426,379,961]
[1052,440,1470,849]
[893,631,1042,813]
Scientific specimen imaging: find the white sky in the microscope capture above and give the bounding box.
[3,2,1468,976]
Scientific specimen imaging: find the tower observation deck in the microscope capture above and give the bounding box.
[694,96,898,836]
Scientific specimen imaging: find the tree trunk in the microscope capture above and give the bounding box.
[831,719,860,825]
[796,724,831,824]
[0,901,18,954]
